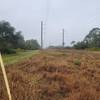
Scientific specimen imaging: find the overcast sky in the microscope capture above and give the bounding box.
[0,0,100,47]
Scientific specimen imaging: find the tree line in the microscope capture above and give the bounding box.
[71,28,100,50]
[48,28,100,50]
[0,20,40,54]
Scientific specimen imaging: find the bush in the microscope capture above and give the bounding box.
[74,60,81,66]
[1,48,16,54]
[16,48,26,52]
[88,48,100,51]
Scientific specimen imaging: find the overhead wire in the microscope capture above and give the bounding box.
[43,0,51,47]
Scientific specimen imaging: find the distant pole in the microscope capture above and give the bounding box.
[62,29,65,47]
[41,21,43,49]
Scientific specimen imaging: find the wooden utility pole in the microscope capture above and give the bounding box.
[62,29,65,47]
[41,21,43,49]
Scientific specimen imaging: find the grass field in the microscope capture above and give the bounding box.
[2,50,39,65]
[0,49,100,100]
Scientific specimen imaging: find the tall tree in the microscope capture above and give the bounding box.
[0,20,15,49]
[25,39,40,50]
[84,28,100,48]
[14,31,25,49]
[73,28,100,49]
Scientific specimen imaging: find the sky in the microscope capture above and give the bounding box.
[0,0,100,47]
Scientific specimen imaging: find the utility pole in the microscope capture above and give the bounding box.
[41,21,43,49]
[62,29,65,47]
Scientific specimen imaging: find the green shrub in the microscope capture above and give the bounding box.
[1,48,16,54]
[88,48,100,51]
[74,59,81,66]
[16,48,26,52]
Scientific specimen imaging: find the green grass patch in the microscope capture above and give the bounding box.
[87,48,100,51]
[2,50,39,65]
[74,59,81,66]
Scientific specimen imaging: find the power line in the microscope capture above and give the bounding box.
[40,1,51,48]
[45,0,51,25]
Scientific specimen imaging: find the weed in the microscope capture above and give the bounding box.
[74,59,81,66]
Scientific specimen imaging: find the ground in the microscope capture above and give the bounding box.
[0,49,100,100]
[2,50,39,65]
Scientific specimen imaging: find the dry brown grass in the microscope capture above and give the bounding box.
[0,49,100,100]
